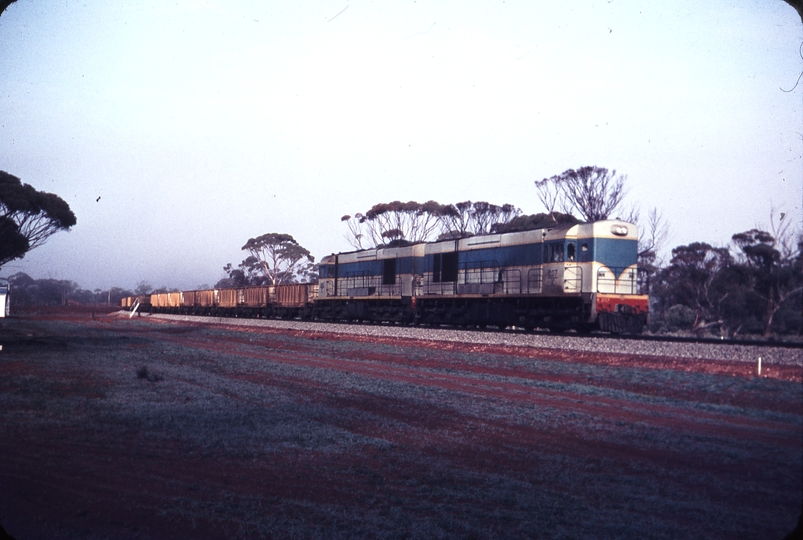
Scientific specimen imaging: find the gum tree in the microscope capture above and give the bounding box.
[239,233,315,285]
[731,228,803,336]
[342,201,442,249]
[535,166,627,222]
[435,201,520,238]
[342,200,521,249]
[651,242,733,335]
[0,171,76,268]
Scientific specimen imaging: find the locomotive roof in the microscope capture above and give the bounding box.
[321,219,637,262]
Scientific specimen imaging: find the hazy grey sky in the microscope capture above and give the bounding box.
[1,0,801,291]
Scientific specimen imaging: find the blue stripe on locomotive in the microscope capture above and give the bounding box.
[423,243,543,272]
[423,238,637,276]
[458,243,544,269]
[320,237,637,279]
[319,256,419,278]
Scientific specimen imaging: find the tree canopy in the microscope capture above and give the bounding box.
[0,1,17,19]
[342,200,521,249]
[535,166,627,223]
[238,233,315,286]
[0,171,77,268]
[730,228,802,336]
[6,272,134,307]
[650,227,803,337]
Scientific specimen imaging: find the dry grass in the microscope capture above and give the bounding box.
[0,312,800,539]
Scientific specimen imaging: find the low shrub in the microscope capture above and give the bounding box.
[136,366,162,382]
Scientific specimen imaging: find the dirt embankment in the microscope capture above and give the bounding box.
[0,312,801,539]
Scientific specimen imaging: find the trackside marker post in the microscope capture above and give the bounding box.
[130,300,140,319]
[757,356,762,377]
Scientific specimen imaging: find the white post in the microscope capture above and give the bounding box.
[129,300,140,319]
[757,356,762,377]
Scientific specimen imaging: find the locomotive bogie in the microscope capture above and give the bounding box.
[314,296,414,323]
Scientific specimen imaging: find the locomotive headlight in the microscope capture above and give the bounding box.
[611,225,628,236]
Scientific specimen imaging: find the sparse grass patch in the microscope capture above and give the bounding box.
[0,314,799,540]
[136,365,163,382]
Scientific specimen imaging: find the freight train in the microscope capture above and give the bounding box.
[122,219,648,333]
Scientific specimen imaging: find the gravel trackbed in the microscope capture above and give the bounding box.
[0,310,801,539]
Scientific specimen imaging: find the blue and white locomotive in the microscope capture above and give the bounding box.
[124,219,648,333]
[316,219,647,332]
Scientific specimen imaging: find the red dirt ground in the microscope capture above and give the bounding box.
[0,310,801,539]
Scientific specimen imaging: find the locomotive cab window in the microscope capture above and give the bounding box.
[549,244,564,262]
[382,258,396,286]
[567,243,576,262]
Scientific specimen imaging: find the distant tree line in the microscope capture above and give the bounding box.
[650,223,802,337]
[4,164,799,338]
[4,274,182,308]
[6,273,130,307]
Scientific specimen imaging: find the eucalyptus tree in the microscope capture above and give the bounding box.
[535,166,627,223]
[342,201,442,249]
[651,242,734,335]
[0,171,76,268]
[731,228,802,336]
[343,199,521,249]
[436,201,520,238]
[239,233,315,285]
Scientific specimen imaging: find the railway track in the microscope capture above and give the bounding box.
[496,326,803,349]
[216,313,803,350]
[129,309,803,349]
[128,311,803,368]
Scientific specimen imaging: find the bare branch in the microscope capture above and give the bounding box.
[536,166,627,222]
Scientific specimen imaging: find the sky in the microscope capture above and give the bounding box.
[1,0,801,292]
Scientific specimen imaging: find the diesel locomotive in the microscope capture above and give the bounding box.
[123,219,648,333]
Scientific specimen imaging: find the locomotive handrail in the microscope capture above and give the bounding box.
[564,265,583,293]
[460,260,499,284]
[500,268,521,294]
[596,266,639,294]
[527,267,542,294]
[423,281,456,295]
[338,271,402,297]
